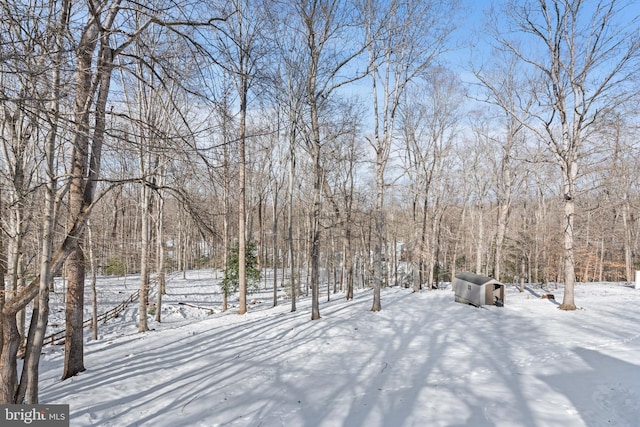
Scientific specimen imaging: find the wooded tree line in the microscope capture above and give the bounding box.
[1,0,639,404]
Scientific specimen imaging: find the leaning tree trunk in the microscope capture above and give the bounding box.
[0,308,20,403]
[6,208,26,355]
[62,17,113,379]
[62,27,94,382]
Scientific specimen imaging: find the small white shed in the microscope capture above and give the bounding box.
[454,272,505,307]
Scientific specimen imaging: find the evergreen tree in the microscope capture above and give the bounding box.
[222,241,260,299]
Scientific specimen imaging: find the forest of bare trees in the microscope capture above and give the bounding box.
[1,0,639,404]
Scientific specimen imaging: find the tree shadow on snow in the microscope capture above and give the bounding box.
[538,347,640,427]
[39,286,602,427]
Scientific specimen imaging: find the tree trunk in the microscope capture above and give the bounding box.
[62,244,86,379]
[416,197,428,293]
[272,189,278,307]
[494,201,509,281]
[0,310,20,403]
[371,176,383,311]
[310,138,322,320]
[475,205,484,275]
[88,223,98,340]
[221,104,231,312]
[2,1,68,400]
[6,214,26,355]
[0,189,5,360]
[0,188,16,403]
[451,204,467,290]
[343,147,355,300]
[622,197,634,284]
[237,80,248,316]
[155,177,166,323]
[138,181,151,333]
[288,140,297,312]
[307,40,322,320]
[62,28,95,381]
[559,157,577,310]
[63,21,113,379]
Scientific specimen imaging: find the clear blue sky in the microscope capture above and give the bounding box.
[446,0,640,79]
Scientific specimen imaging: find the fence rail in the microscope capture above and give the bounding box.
[44,289,140,346]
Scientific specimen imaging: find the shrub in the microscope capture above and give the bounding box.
[105,256,126,276]
[222,241,261,297]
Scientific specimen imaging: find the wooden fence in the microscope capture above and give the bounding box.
[44,289,140,346]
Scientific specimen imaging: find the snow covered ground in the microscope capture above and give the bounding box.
[37,271,640,426]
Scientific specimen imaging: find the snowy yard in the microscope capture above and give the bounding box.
[37,271,640,426]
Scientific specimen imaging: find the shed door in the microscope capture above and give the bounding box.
[485,284,493,305]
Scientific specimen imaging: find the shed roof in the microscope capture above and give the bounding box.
[455,272,502,286]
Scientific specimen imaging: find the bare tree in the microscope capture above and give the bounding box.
[490,0,640,309]
[465,127,493,276]
[360,0,458,309]
[61,0,228,375]
[1,0,228,401]
[0,0,51,362]
[61,0,154,380]
[265,5,308,312]
[473,53,533,282]
[293,0,367,320]
[401,70,463,291]
[332,122,364,301]
[0,0,70,403]
[119,24,176,333]
[210,0,268,315]
[257,114,288,307]
[601,112,639,283]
